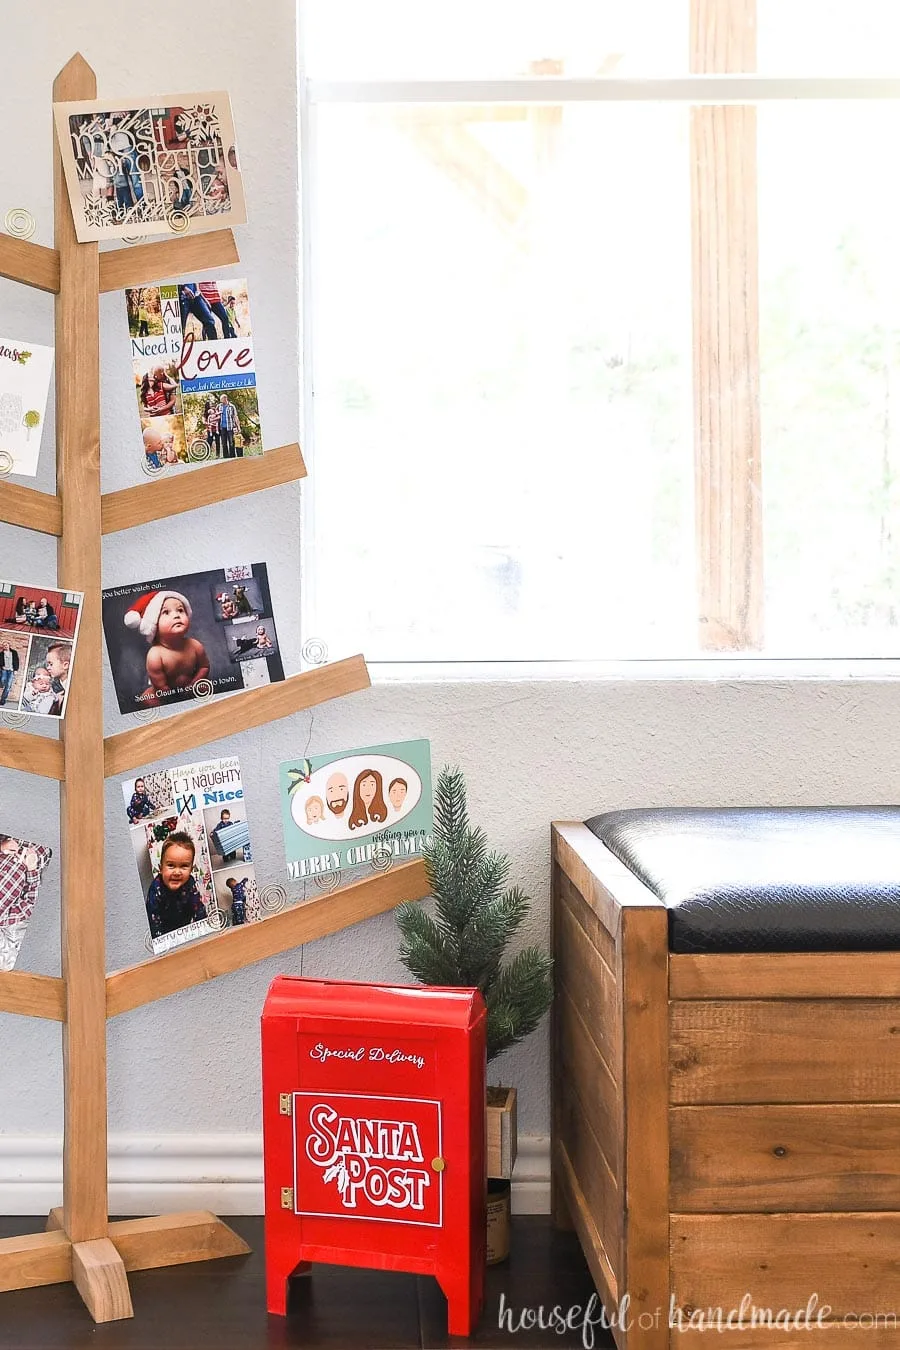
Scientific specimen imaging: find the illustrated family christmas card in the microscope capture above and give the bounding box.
[0,580,83,721]
[0,339,54,477]
[53,92,246,243]
[122,756,260,955]
[127,278,263,471]
[102,563,284,714]
[280,740,433,882]
[0,833,52,973]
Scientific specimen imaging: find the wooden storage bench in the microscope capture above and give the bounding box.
[551,807,900,1350]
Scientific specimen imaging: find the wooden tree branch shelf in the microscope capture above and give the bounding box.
[0,725,64,779]
[0,54,425,1325]
[0,970,66,1020]
[98,229,239,293]
[107,858,429,1016]
[101,440,306,534]
[0,482,63,536]
[104,654,369,777]
[0,233,60,293]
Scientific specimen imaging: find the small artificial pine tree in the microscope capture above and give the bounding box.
[396,765,553,1063]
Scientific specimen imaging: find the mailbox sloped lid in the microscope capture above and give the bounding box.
[262,975,485,1029]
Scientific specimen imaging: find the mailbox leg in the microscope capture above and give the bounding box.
[266,1252,312,1316]
[439,1260,483,1337]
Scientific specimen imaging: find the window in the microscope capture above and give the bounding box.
[300,1,900,663]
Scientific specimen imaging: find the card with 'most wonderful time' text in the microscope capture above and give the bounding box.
[53,92,246,243]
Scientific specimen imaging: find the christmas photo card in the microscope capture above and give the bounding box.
[0,832,52,973]
[280,739,433,882]
[53,92,246,243]
[127,278,263,471]
[0,580,83,721]
[122,756,260,955]
[102,562,284,714]
[0,339,54,477]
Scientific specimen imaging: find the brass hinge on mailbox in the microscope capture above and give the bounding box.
[281,1187,293,1209]
[279,1092,292,1115]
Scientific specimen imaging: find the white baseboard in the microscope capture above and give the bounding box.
[0,1133,550,1216]
[508,1135,551,1215]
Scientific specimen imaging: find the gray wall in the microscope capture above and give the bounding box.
[1,4,899,1156]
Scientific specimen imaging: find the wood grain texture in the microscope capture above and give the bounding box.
[671,1212,900,1321]
[671,950,900,1000]
[556,986,621,1180]
[691,0,756,73]
[103,656,370,778]
[554,1142,619,1315]
[0,970,65,1021]
[671,999,900,1104]
[619,905,669,1349]
[552,822,664,941]
[54,51,109,1249]
[0,1229,72,1292]
[556,1075,620,1273]
[45,1208,65,1232]
[101,442,306,534]
[0,234,60,293]
[109,1212,250,1270]
[549,858,573,1231]
[0,726,64,779]
[71,1238,133,1322]
[556,864,616,973]
[672,1330,899,1349]
[0,483,62,535]
[107,858,430,1017]
[486,1086,517,1180]
[691,0,762,651]
[98,229,238,292]
[557,895,618,1081]
[671,1104,900,1212]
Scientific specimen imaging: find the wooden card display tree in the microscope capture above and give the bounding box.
[0,55,428,1323]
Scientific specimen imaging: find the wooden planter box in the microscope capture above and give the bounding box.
[486,1085,517,1180]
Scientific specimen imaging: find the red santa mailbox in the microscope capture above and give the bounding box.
[261,976,486,1335]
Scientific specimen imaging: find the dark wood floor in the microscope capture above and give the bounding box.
[0,1215,614,1350]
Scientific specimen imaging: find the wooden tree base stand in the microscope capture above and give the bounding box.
[0,54,430,1323]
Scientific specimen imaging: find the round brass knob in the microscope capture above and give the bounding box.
[431,1156,445,1172]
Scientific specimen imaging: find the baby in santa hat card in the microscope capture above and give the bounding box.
[102,564,285,714]
[124,589,210,698]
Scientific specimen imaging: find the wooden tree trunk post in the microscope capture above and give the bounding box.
[53,54,133,1321]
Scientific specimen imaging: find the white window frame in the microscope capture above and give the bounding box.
[299,67,900,681]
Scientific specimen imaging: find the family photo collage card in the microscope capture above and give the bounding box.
[127,276,263,472]
[0,580,83,721]
[102,563,284,714]
[122,756,260,955]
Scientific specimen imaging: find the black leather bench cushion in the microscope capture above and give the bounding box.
[584,807,900,953]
